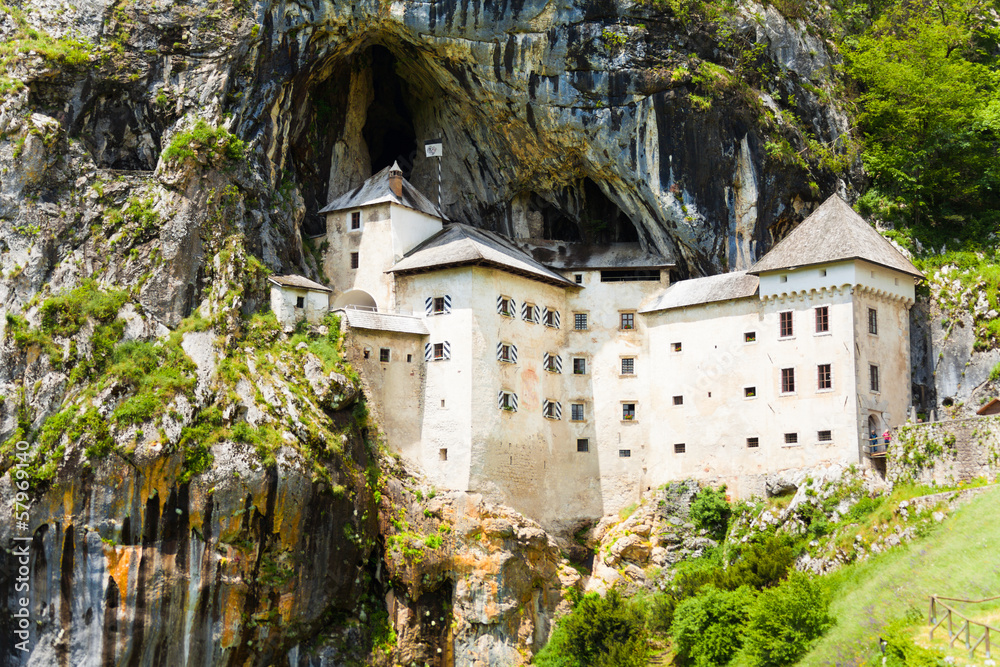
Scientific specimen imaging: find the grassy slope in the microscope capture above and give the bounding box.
[802,486,1000,665]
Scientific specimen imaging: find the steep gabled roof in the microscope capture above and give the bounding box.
[268,275,332,293]
[388,224,578,288]
[747,195,924,279]
[339,309,429,335]
[318,164,445,220]
[640,271,759,313]
[516,240,674,270]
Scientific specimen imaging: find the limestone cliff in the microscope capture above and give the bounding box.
[0,0,863,663]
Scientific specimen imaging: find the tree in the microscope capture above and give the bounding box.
[670,585,755,666]
[741,572,833,667]
[542,589,648,667]
[690,485,732,540]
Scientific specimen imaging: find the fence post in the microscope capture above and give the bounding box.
[930,596,936,624]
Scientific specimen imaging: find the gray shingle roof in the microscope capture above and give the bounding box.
[339,309,429,335]
[319,164,445,220]
[640,271,760,313]
[747,195,923,278]
[389,224,578,288]
[516,241,674,270]
[268,275,332,292]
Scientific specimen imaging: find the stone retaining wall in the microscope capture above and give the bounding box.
[888,416,1000,485]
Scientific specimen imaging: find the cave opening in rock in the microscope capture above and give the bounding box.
[530,178,640,244]
[363,45,418,179]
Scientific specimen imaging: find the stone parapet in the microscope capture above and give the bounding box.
[888,416,1000,485]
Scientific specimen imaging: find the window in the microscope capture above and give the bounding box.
[781,368,795,393]
[522,303,537,323]
[571,403,585,421]
[295,296,305,308]
[744,386,756,398]
[674,443,686,454]
[407,354,412,363]
[379,348,390,363]
[575,273,583,284]
[779,311,793,337]
[815,306,829,333]
[671,342,682,352]
[363,348,370,359]
[622,403,636,421]
[498,391,518,412]
[577,438,589,452]
[350,211,361,230]
[544,308,560,328]
[574,313,587,330]
[744,331,756,343]
[439,448,447,461]
[498,296,515,317]
[870,364,880,392]
[868,308,878,335]
[672,395,683,406]
[747,437,759,449]
[619,449,631,458]
[780,275,788,283]
[543,352,561,373]
[785,433,799,445]
[350,252,359,269]
[817,364,832,390]
[819,269,827,277]
[621,358,635,375]
[818,430,832,442]
[573,358,587,375]
[543,400,562,420]
[620,312,635,330]
[440,399,445,408]
[426,341,451,361]
[425,295,452,316]
[498,343,517,364]
[433,297,446,314]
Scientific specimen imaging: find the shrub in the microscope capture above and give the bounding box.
[537,590,649,667]
[691,485,732,540]
[671,585,755,665]
[161,119,246,167]
[712,534,796,591]
[741,572,832,666]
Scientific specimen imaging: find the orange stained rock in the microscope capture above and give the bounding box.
[104,545,135,601]
[220,587,247,648]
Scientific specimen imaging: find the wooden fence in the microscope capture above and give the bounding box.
[928,594,1000,659]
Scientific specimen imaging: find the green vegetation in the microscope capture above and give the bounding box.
[0,2,93,93]
[690,485,731,540]
[535,590,649,667]
[161,119,246,167]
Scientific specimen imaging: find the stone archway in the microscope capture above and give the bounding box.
[333,289,378,311]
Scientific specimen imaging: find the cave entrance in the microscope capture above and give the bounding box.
[363,45,418,178]
[530,178,640,243]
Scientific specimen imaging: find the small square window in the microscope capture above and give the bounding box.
[363,348,370,359]
[499,297,514,317]
[621,358,635,375]
[672,395,683,406]
[671,342,682,352]
[433,296,447,314]
[544,353,560,372]
[744,331,756,343]
[433,343,445,360]
[781,368,796,393]
[407,354,413,363]
[819,269,827,277]
[619,449,631,458]
[571,403,585,421]
[622,403,636,421]
[350,252,359,269]
[544,309,559,328]
[574,313,588,330]
[499,344,516,363]
[817,364,832,390]
[577,438,590,452]
[870,364,880,392]
[439,448,448,461]
[620,312,635,330]
[780,275,788,283]
[674,443,686,454]
[815,306,829,333]
[818,430,832,442]
[499,392,516,411]
[868,308,878,335]
[524,303,537,323]
[779,311,793,337]
[295,296,305,309]
[785,433,798,445]
[544,400,560,420]
[350,211,361,230]
[379,348,390,363]
[744,386,756,398]
[573,358,587,375]
[747,437,759,449]
[575,273,583,284]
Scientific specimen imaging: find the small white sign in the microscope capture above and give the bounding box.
[424,139,443,158]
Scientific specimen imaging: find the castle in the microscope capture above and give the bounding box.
[270,164,923,532]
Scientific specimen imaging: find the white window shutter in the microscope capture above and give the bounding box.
[553,311,560,328]
[444,294,452,313]
[498,390,504,409]
[511,344,517,364]
[543,399,549,414]
[443,341,451,360]
[554,402,562,420]
[521,302,528,319]
[425,297,433,316]
[554,355,562,373]
[543,352,550,370]
[496,295,503,314]
[511,393,518,411]
[424,343,432,361]
[497,342,503,361]
[542,307,549,324]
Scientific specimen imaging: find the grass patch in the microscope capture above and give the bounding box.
[161,119,246,167]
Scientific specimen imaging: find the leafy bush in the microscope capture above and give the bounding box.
[536,590,648,667]
[671,585,755,666]
[161,119,246,167]
[712,534,796,591]
[741,572,833,666]
[691,485,732,540]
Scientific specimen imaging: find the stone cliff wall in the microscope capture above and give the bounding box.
[889,417,1000,486]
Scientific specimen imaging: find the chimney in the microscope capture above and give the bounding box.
[388,161,403,199]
